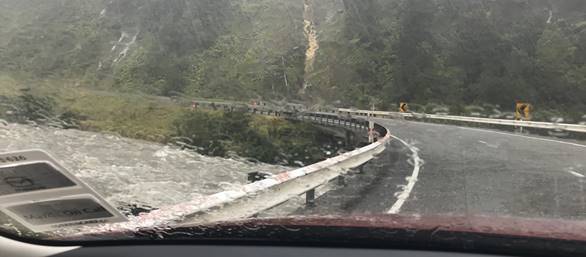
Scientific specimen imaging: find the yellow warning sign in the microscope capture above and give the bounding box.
[399,102,408,113]
[515,102,532,120]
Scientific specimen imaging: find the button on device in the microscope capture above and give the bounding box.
[0,162,76,196]
[4,177,35,188]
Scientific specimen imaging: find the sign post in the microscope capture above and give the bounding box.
[0,150,126,232]
[368,104,375,143]
[515,102,532,121]
[399,102,408,113]
[515,102,532,133]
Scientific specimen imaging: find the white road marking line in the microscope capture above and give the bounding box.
[396,120,586,149]
[459,127,586,149]
[380,119,585,214]
[477,140,499,148]
[386,135,423,214]
[568,170,585,178]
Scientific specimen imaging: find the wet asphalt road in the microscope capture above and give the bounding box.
[302,119,586,220]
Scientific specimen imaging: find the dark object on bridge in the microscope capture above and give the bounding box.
[247,171,272,183]
[337,175,346,186]
[306,189,316,207]
[121,204,158,216]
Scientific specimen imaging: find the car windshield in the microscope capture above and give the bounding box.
[0,0,586,244]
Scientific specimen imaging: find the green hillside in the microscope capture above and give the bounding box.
[0,0,585,119]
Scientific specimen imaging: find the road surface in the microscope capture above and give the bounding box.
[300,118,586,220]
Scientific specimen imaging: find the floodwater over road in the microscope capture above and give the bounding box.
[0,122,289,212]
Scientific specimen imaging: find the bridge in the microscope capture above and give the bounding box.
[67,101,586,236]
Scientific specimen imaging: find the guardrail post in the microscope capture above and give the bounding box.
[345,130,353,146]
[368,120,375,143]
[306,189,316,207]
[337,175,346,186]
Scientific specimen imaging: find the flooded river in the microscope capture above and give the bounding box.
[0,122,289,210]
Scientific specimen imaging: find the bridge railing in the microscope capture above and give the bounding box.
[181,118,390,225]
[339,108,586,134]
[71,111,391,236]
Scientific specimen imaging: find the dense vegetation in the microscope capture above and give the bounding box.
[1,0,585,119]
[173,111,343,165]
[0,0,305,100]
[310,0,586,119]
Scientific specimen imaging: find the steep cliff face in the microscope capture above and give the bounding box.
[305,0,586,115]
[0,0,305,99]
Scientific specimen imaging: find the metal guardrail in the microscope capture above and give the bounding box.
[182,131,390,225]
[69,112,390,236]
[339,109,586,134]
